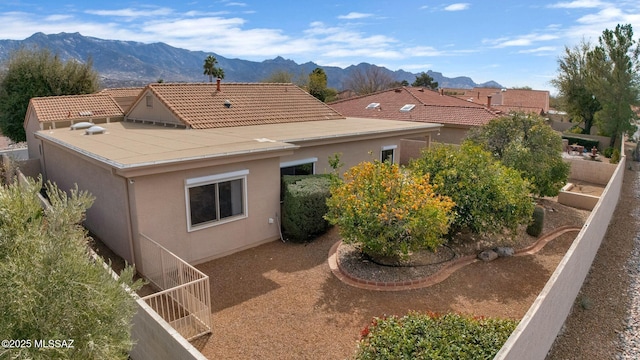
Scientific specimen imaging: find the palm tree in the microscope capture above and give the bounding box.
[203,55,225,82]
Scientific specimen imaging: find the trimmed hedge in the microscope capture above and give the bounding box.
[562,135,599,150]
[281,175,332,243]
[356,311,518,360]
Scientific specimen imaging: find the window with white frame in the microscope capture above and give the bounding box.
[280,157,317,176]
[381,145,397,163]
[185,170,248,231]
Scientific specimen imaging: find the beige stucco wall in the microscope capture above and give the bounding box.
[281,134,431,174]
[435,126,470,145]
[25,113,42,160]
[131,158,282,265]
[127,90,184,126]
[41,141,134,263]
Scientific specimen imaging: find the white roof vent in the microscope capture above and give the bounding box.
[400,104,415,112]
[85,125,106,135]
[79,110,94,116]
[366,102,380,109]
[70,122,94,130]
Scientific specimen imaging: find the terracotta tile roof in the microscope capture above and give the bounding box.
[329,87,496,127]
[140,82,345,129]
[443,87,549,113]
[99,87,144,98]
[29,94,125,123]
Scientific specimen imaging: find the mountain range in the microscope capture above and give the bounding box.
[0,32,503,90]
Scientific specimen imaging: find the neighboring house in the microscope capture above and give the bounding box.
[98,87,145,112]
[26,81,441,267]
[444,87,550,115]
[329,86,497,145]
[24,93,126,161]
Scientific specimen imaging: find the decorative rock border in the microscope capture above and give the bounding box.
[327,226,581,291]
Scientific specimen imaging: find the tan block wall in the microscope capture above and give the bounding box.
[41,142,134,263]
[495,156,625,359]
[557,190,599,210]
[131,158,282,265]
[130,299,207,360]
[565,157,617,185]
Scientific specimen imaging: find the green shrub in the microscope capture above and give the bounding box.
[526,206,545,237]
[356,311,518,360]
[325,161,454,258]
[610,149,621,164]
[562,135,599,151]
[603,147,614,158]
[282,175,332,242]
[568,125,584,134]
[410,142,534,237]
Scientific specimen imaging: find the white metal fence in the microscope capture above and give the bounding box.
[138,233,212,340]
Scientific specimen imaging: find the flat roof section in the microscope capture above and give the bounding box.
[36,118,440,170]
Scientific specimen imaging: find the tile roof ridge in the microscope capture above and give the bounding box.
[328,86,405,105]
[32,92,112,101]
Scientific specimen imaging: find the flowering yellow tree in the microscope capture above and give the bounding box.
[325,160,454,258]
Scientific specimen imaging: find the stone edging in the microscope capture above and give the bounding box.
[327,226,581,292]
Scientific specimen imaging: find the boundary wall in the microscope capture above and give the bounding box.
[495,154,625,359]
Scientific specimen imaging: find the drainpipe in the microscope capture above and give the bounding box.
[124,176,139,272]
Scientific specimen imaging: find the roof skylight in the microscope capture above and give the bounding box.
[366,102,380,109]
[400,104,415,112]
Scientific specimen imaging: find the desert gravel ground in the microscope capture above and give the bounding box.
[88,153,639,359]
[192,201,588,359]
[547,158,640,360]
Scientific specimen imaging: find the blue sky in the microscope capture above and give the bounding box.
[1,1,640,93]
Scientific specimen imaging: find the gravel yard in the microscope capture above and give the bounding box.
[192,197,590,359]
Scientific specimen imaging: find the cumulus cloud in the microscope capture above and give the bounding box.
[548,0,607,9]
[444,3,470,11]
[337,12,373,20]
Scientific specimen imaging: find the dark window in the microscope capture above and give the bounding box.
[188,178,245,228]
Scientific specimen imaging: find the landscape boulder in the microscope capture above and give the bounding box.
[478,249,499,262]
[494,247,515,257]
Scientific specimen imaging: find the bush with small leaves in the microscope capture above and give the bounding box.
[325,160,454,258]
[356,311,518,360]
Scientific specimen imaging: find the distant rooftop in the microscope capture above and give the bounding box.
[134,82,345,129]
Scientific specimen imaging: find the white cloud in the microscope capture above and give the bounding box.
[489,33,559,48]
[518,46,557,54]
[337,12,373,20]
[548,0,607,9]
[444,3,470,11]
[85,7,174,18]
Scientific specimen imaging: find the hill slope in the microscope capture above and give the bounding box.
[0,32,502,90]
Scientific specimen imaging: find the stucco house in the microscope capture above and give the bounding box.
[443,87,550,115]
[329,86,497,145]
[25,81,441,267]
